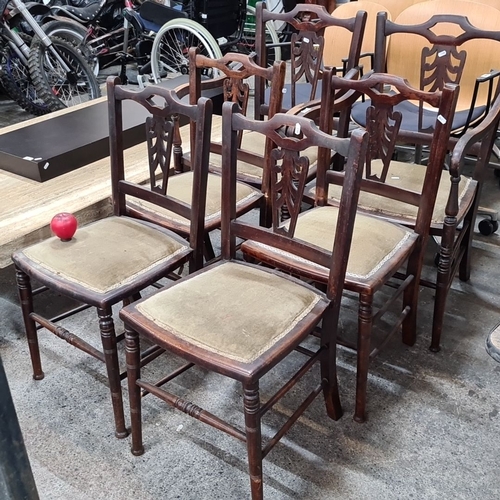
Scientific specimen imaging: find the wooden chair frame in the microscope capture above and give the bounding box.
[245,71,458,422]
[11,78,213,437]
[121,107,368,499]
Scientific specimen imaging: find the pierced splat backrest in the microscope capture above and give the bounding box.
[318,71,459,233]
[107,76,212,269]
[254,1,366,117]
[375,1,500,117]
[290,30,324,108]
[364,101,401,182]
[221,101,368,300]
[186,48,286,150]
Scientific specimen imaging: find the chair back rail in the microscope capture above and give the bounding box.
[254,1,366,116]
[375,1,500,114]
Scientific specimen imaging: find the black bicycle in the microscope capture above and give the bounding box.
[0,0,100,114]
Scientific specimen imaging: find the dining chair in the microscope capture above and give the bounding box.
[244,72,458,422]
[359,1,500,144]
[132,51,276,256]
[432,90,500,351]
[254,1,367,117]
[11,78,214,438]
[120,107,368,500]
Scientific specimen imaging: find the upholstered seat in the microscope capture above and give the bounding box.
[242,206,416,287]
[265,81,323,113]
[305,160,476,226]
[128,171,261,233]
[352,99,486,134]
[19,217,190,297]
[134,261,325,367]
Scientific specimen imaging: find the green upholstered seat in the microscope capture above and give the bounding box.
[128,171,261,231]
[135,261,324,364]
[306,160,476,225]
[241,206,415,284]
[20,217,189,294]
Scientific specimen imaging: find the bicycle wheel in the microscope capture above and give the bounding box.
[28,36,101,110]
[0,35,51,116]
[237,5,281,65]
[150,18,223,83]
[42,20,99,76]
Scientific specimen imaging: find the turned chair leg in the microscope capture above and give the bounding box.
[15,268,44,381]
[243,382,263,500]
[430,228,454,352]
[98,307,128,439]
[125,326,144,456]
[354,292,373,423]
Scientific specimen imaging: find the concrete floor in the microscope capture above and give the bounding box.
[1,93,500,499]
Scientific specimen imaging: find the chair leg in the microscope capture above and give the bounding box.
[125,325,144,456]
[458,220,474,282]
[97,307,128,439]
[243,381,263,500]
[354,292,373,423]
[321,308,343,421]
[402,266,421,347]
[15,268,44,380]
[203,233,216,262]
[430,221,456,352]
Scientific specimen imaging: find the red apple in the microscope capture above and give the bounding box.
[50,213,78,241]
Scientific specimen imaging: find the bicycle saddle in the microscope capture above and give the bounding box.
[52,0,104,23]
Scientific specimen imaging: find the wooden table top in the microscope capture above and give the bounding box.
[0,99,149,268]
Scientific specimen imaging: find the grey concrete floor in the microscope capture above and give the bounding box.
[1,93,500,499]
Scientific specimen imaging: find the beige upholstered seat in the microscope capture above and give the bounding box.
[242,206,415,286]
[306,160,476,226]
[135,261,324,365]
[21,217,189,295]
[128,171,261,232]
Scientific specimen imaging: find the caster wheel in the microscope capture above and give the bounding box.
[478,219,499,236]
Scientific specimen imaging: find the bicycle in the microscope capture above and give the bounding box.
[149,0,282,83]
[0,0,100,114]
